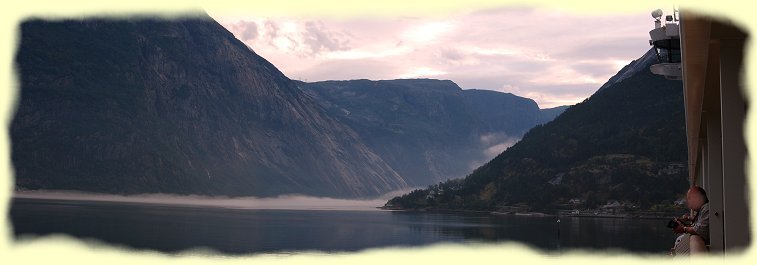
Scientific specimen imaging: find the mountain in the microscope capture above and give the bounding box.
[539,105,570,124]
[597,48,658,92]
[11,16,410,198]
[385,49,688,212]
[460,88,546,135]
[299,79,565,186]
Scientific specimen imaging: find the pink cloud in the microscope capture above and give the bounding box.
[212,6,655,108]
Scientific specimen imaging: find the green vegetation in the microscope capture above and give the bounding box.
[386,57,689,213]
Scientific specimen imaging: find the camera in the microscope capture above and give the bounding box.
[667,218,692,228]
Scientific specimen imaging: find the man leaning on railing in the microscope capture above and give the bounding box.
[670,186,710,256]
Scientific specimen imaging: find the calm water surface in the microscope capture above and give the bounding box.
[10,198,677,255]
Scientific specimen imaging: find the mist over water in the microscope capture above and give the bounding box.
[12,189,420,211]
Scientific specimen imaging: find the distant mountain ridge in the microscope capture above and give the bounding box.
[300,79,567,186]
[539,105,570,124]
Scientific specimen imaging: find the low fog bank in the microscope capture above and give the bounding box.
[11,188,421,211]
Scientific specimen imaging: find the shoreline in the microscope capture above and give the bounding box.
[12,191,673,220]
[378,207,672,220]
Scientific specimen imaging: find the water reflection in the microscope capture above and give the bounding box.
[387,211,676,252]
[11,198,676,255]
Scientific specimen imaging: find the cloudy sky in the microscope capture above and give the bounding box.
[212,7,654,108]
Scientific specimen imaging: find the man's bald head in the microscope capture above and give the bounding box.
[686,186,709,210]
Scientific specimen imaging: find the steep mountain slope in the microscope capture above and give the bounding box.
[386,49,688,211]
[12,17,409,198]
[300,79,565,186]
[597,48,658,92]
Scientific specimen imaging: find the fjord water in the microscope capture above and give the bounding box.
[11,198,676,255]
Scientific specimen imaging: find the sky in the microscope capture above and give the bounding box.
[212,6,655,108]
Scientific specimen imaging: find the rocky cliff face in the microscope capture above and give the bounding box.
[300,79,564,186]
[12,17,408,198]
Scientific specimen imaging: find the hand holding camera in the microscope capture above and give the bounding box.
[667,217,692,234]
